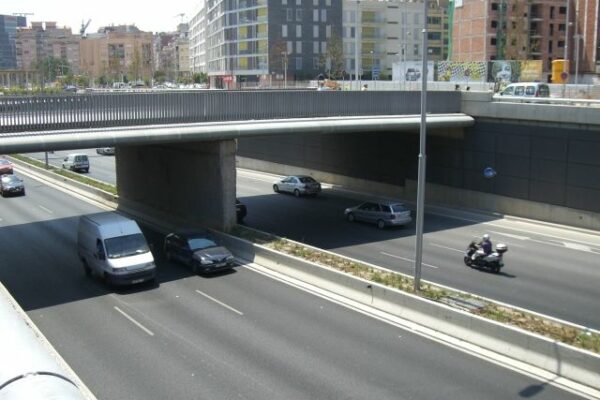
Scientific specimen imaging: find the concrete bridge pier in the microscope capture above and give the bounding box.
[116,140,237,231]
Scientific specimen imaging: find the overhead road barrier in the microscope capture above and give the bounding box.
[0,91,462,134]
[0,114,474,154]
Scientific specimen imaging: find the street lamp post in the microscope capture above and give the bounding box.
[562,0,571,97]
[281,51,288,89]
[355,0,361,91]
[370,50,375,89]
[414,0,429,292]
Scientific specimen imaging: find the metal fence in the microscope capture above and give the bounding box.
[0,90,461,135]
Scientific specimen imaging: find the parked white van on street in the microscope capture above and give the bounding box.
[77,212,156,286]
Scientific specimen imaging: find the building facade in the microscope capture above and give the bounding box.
[0,14,27,70]
[80,25,153,84]
[15,21,80,74]
[451,0,569,74]
[573,0,600,78]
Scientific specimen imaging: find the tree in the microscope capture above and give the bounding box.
[154,70,166,83]
[269,39,289,76]
[318,35,345,79]
[36,57,71,86]
[192,72,207,84]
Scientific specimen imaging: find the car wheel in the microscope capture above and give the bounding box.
[294,189,300,197]
[192,263,199,274]
[273,184,280,193]
[377,219,386,229]
[346,213,355,222]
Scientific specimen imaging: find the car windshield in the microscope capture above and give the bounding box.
[104,233,149,258]
[391,204,408,213]
[188,238,217,251]
[299,177,316,183]
[1,175,19,184]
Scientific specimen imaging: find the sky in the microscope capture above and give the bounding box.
[7,1,200,34]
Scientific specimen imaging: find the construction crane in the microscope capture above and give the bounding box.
[174,13,186,24]
[80,19,91,37]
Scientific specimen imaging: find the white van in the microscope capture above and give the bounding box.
[62,153,90,173]
[497,82,550,98]
[77,212,156,286]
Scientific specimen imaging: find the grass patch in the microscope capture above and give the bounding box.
[10,154,600,354]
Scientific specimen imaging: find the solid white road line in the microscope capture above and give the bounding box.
[489,230,529,240]
[38,205,54,214]
[380,252,438,269]
[114,306,155,336]
[195,290,244,316]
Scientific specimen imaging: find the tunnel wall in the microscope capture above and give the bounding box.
[237,120,600,226]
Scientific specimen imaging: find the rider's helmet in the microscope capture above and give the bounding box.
[482,234,490,241]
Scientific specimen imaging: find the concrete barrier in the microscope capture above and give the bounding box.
[212,230,600,391]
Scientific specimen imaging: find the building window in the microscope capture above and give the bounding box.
[326,25,331,38]
[287,9,293,21]
[491,20,498,28]
[313,0,318,5]
[558,40,564,48]
[559,6,566,14]
[287,41,293,54]
[296,25,302,37]
[558,24,565,32]
[282,0,287,4]
[321,41,327,53]
[296,57,302,70]
[321,9,327,22]
[313,41,319,54]
[491,3,498,11]
[313,25,319,38]
[296,41,302,53]
[326,0,331,6]
[313,57,320,69]
[491,38,497,46]
[282,25,288,38]
[550,6,555,18]
[313,9,319,22]
[413,44,419,55]
[548,40,553,52]
[296,9,303,21]
[296,0,301,5]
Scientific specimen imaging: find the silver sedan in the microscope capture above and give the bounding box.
[273,175,321,197]
[345,201,412,229]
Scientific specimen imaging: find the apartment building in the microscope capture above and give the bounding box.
[342,0,447,81]
[189,0,343,86]
[451,0,569,75]
[155,23,190,81]
[573,0,600,77]
[15,21,80,74]
[80,25,153,83]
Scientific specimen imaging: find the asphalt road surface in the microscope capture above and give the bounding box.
[24,150,600,329]
[0,171,587,400]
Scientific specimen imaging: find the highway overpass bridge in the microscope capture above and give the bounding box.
[1,90,599,230]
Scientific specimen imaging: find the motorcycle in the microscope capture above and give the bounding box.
[464,241,508,273]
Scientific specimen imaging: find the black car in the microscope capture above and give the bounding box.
[0,174,25,197]
[163,230,235,274]
[236,199,247,223]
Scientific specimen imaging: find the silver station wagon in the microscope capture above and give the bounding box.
[345,201,412,229]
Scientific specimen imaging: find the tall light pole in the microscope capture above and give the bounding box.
[414,0,429,292]
[355,0,361,90]
[281,51,288,89]
[562,0,571,97]
[573,0,580,85]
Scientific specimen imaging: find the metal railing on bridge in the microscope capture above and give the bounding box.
[0,90,461,135]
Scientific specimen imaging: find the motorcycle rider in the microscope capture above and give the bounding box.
[472,234,492,261]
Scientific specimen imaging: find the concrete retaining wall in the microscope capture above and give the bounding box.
[212,230,600,391]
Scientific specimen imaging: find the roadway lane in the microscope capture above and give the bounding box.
[236,169,600,329]
[0,172,586,400]
[22,151,600,328]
